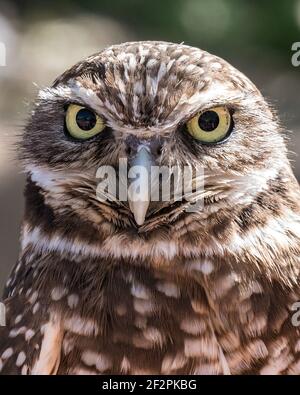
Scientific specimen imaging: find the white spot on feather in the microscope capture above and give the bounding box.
[184,337,218,359]
[29,291,38,305]
[131,283,149,299]
[1,347,13,360]
[9,326,27,338]
[133,298,154,315]
[15,315,22,324]
[51,287,67,301]
[25,329,35,341]
[180,317,206,335]
[16,351,26,367]
[120,356,131,373]
[189,259,214,274]
[32,302,40,314]
[143,327,165,347]
[156,281,180,298]
[81,351,112,372]
[161,353,187,374]
[67,294,79,309]
[64,315,99,336]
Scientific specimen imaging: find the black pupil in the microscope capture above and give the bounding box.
[198,111,219,132]
[76,109,97,131]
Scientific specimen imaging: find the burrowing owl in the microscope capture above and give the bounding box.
[0,41,300,375]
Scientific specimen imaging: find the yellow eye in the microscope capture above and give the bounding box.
[65,104,105,140]
[186,106,232,144]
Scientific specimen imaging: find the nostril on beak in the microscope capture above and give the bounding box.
[125,135,163,161]
[149,138,163,159]
[125,145,132,156]
[124,135,139,159]
[156,145,162,157]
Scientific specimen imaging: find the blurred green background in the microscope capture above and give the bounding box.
[0,0,299,290]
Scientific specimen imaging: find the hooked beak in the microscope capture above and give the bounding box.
[128,145,153,226]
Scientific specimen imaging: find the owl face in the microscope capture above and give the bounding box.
[21,41,287,234]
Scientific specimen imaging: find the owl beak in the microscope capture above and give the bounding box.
[128,194,150,226]
[127,145,153,226]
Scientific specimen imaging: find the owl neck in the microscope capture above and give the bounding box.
[22,175,300,289]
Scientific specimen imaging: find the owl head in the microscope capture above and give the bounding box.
[21,41,290,244]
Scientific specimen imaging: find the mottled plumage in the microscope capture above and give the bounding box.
[1,41,300,375]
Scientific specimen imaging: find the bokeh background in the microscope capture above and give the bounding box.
[0,0,299,291]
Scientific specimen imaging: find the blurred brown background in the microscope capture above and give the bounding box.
[0,0,299,291]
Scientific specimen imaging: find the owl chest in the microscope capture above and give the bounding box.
[10,251,270,374]
[56,269,240,375]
